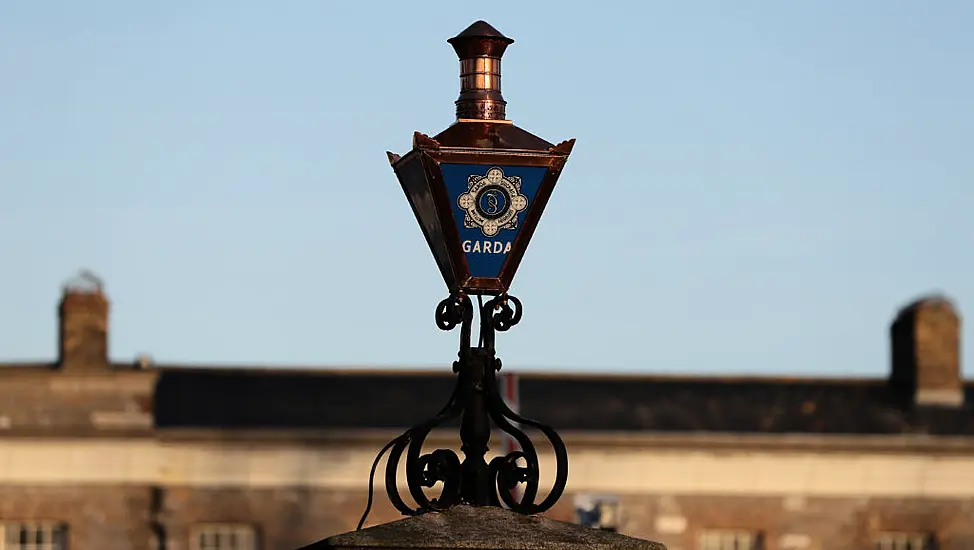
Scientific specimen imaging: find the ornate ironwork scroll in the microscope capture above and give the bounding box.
[357,295,569,528]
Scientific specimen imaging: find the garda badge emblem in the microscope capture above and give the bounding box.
[456,167,529,237]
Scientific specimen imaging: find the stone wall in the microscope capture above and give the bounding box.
[0,486,154,550]
[544,493,974,550]
[162,487,404,550]
[1,434,973,549]
[4,486,973,550]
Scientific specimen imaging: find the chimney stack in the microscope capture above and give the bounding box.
[890,296,963,407]
[58,270,110,372]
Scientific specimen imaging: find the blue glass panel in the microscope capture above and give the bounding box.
[441,163,548,279]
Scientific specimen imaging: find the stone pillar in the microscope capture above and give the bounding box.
[300,505,665,550]
[890,295,963,407]
[58,271,110,372]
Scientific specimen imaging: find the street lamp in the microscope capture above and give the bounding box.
[387,20,575,297]
[365,20,575,525]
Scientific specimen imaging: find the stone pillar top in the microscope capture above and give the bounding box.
[301,506,665,550]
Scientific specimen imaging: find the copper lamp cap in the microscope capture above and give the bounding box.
[448,21,514,122]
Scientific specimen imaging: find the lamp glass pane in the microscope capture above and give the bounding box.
[440,163,548,279]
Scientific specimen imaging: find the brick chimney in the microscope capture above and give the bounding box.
[890,295,963,407]
[58,270,110,372]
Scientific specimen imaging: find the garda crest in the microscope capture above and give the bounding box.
[457,167,529,237]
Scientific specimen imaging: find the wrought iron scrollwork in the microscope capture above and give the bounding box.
[357,294,569,529]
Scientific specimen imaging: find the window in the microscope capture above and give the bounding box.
[698,530,763,550]
[191,524,258,550]
[0,522,68,550]
[873,533,937,550]
[573,494,620,532]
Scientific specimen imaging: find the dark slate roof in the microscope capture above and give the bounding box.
[155,369,457,430]
[152,368,974,436]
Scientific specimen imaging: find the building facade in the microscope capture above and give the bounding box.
[1,276,972,550]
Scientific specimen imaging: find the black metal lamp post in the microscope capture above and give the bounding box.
[366,20,576,525]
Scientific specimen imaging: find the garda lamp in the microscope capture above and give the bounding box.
[387,20,575,296]
[361,20,575,524]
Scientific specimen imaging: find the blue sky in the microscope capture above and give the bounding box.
[1,1,972,376]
